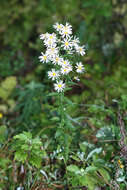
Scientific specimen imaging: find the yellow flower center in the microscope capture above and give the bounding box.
[79,48,83,52]
[52,73,56,76]
[58,25,61,29]
[58,84,62,88]
[64,69,67,72]
[64,31,68,35]
[56,57,59,62]
[65,42,69,46]
[78,66,82,70]
[43,56,47,60]
[63,61,67,65]
[49,36,53,39]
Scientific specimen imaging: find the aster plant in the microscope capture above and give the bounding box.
[39,22,86,163]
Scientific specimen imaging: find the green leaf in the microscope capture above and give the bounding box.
[40,169,48,180]
[80,141,94,153]
[63,97,74,105]
[47,92,58,96]
[67,165,81,174]
[85,166,98,173]
[71,155,81,162]
[50,117,60,121]
[14,151,28,162]
[117,176,125,182]
[86,148,102,161]
[96,127,114,140]
[14,132,32,141]
[82,175,98,190]
[98,168,110,183]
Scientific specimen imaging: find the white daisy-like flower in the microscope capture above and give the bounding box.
[75,62,85,73]
[39,22,86,92]
[54,80,65,92]
[48,69,59,80]
[53,22,63,32]
[44,39,57,48]
[46,46,59,58]
[60,59,70,67]
[60,64,72,75]
[75,45,86,56]
[39,52,49,63]
[60,22,72,38]
[40,33,49,40]
[72,36,80,47]
[61,37,72,50]
[44,33,57,47]
[48,33,57,41]
[51,56,63,65]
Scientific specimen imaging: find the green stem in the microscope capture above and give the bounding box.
[59,92,66,161]
[60,92,64,128]
[59,92,69,188]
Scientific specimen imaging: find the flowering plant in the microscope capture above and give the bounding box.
[39,22,86,93]
[39,22,86,165]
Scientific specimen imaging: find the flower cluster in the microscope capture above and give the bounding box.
[39,22,86,93]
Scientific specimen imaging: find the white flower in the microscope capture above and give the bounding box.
[43,33,57,47]
[72,36,80,47]
[51,56,63,65]
[46,46,59,58]
[75,45,86,56]
[53,22,63,32]
[44,40,57,48]
[39,52,49,63]
[40,33,49,40]
[54,80,65,92]
[60,59,70,67]
[61,64,72,75]
[48,69,59,80]
[48,33,57,41]
[61,37,72,50]
[75,62,85,73]
[60,22,72,38]
[39,22,86,92]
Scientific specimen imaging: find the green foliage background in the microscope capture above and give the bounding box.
[0,0,127,189]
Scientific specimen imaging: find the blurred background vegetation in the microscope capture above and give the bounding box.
[0,0,127,189]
